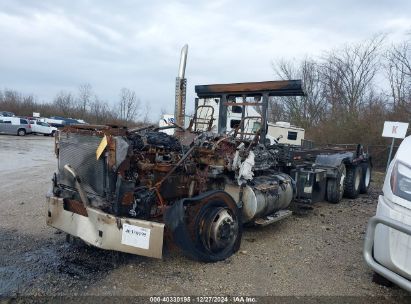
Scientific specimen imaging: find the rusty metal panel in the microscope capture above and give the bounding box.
[195,80,304,97]
[47,197,165,259]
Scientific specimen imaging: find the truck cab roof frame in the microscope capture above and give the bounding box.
[194,80,305,144]
[194,80,304,98]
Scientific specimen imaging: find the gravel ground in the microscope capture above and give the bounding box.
[0,135,409,299]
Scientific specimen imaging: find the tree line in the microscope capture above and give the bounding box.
[0,84,150,127]
[1,33,410,146]
[270,34,411,146]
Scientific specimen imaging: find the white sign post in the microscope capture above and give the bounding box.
[382,121,409,172]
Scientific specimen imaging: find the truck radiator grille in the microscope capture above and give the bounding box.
[57,133,106,197]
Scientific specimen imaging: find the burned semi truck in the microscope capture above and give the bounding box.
[46,81,301,262]
[46,47,371,262]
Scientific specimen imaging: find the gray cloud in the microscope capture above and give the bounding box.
[0,0,410,120]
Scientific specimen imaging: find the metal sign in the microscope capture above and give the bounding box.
[382,121,409,139]
[33,112,40,118]
[382,121,409,172]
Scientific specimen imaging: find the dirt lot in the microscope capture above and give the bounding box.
[0,135,409,299]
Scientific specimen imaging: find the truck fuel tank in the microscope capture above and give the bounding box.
[224,173,294,223]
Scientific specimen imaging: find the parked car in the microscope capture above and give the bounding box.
[0,111,15,117]
[364,135,411,292]
[39,117,65,128]
[50,116,82,125]
[29,120,57,136]
[0,117,32,136]
[39,117,84,128]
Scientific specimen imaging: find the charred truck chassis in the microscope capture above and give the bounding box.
[47,40,371,262]
[47,121,295,261]
[46,80,304,262]
[47,80,371,262]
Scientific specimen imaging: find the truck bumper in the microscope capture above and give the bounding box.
[46,196,165,259]
[364,213,411,292]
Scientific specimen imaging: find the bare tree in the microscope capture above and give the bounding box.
[390,42,411,77]
[118,88,140,122]
[385,43,411,112]
[142,102,151,124]
[272,58,326,128]
[320,35,384,115]
[77,83,93,114]
[53,91,75,116]
[267,97,286,123]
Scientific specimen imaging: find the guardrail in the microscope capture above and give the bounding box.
[363,215,411,292]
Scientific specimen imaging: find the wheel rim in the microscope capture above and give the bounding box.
[365,167,371,187]
[200,207,238,253]
[355,169,361,190]
[339,166,346,198]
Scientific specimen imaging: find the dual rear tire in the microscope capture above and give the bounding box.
[326,164,346,204]
[344,165,362,199]
[359,162,371,194]
[327,161,371,203]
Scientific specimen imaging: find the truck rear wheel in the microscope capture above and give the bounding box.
[344,165,362,199]
[326,164,346,204]
[359,162,371,194]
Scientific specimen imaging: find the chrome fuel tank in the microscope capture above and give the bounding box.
[225,173,294,223]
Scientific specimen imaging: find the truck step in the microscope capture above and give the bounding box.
[254,210,293,226]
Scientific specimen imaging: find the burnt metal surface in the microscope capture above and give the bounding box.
[195,80,305,97]
[53,123,293,225]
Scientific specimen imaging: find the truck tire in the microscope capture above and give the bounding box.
[359,162,371,194]
[326,164,346,204]
[165,190,242,262]
[344,165,361,199]
[194,203,240,261]
[17,128,26,136]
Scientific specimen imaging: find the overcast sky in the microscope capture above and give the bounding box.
[1,0,411,121]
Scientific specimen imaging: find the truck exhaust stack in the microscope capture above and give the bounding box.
[174,44,188,130]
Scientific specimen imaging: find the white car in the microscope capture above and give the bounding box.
[30,120,57,136]
[364,135,411,291]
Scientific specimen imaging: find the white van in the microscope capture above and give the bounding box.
[364,135,411,291]
[0,117,33,136]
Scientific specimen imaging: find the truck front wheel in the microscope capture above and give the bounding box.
[165,190,242,262]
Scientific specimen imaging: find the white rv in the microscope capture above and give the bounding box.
[267,122,305,145]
